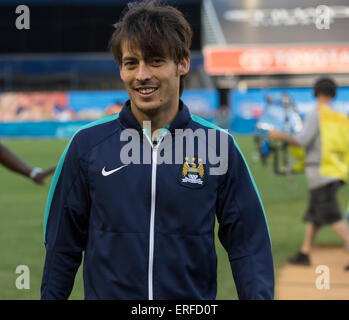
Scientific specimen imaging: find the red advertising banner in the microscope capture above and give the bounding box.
[204,45,349,75]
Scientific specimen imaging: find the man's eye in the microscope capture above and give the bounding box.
[151,59,164,65]
[124,61,136,67]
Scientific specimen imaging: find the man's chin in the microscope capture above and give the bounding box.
[134,102,161,116]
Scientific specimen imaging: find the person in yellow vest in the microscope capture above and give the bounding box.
[269,78,349,271]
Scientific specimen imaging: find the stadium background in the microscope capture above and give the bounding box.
[1,0,349,299]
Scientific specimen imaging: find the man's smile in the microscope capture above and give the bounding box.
[135,86,159,98]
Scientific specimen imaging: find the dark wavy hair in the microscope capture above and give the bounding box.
[314,77,337,98]
[109,0,193,96]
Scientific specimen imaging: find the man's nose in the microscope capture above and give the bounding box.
[136,62,152,82]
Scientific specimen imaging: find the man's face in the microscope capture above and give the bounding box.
[120,42,190,116]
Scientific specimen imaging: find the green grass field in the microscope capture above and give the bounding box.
[0,137,348,300]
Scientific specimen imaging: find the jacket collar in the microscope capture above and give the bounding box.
[118,99,191,134]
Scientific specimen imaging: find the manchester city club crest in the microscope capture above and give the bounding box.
[182,157,204,185]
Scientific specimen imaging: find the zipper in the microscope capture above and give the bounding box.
[143,129,167,300]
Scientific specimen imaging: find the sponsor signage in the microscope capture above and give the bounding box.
[205,45,349,75]
[203,0,349,75]
[204,0,349,45]
[0,90,218,137]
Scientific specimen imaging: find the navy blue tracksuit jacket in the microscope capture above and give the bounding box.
[41,100,274,300]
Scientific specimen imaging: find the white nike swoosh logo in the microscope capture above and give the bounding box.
[101,165,128,176]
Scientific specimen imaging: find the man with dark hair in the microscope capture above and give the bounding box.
[109,0,192,98]
[269,77,349,270]
[313,78,336,98]
[0,142,54,185]
[41,0,274,300]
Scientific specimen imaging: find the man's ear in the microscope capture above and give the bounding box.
[178,57,190,76]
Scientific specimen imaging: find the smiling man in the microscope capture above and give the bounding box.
[110,2,191,138]
[41,0,274,300]
[118,41,189,139]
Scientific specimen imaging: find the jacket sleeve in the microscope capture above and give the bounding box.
[41,134,90,300]
[216,137,274,300]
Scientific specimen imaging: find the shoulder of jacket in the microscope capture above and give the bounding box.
[69,113,121,155]
[189,114,235,142]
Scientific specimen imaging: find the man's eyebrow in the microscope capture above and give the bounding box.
[147,56,166,60]
[122,56,138,62]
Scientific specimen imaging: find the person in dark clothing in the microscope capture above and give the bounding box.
[41,0,274,299]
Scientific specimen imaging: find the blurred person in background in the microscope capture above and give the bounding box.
[269,77,349,270]
[0,141,55,185]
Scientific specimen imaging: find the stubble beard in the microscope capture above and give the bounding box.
[132,96,163,118]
